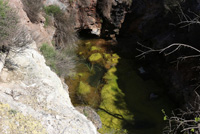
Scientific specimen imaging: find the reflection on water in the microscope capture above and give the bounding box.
[117,58,174,134]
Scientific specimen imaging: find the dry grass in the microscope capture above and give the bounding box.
[54,11,78,50]
[21,0,43,23]
[0,0,18,51]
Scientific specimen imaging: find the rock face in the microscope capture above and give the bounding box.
[44,0,131,39]
[76,106,102,130]
[0,34,97,134]
[0,0,98,133]
[98,0,131,39]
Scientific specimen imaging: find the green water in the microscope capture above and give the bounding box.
[68,39,173,134]
[117,58,173,134]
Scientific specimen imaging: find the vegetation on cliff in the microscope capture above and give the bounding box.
[0,0,18,51]
[40,43,77,77]
[21,0,43,23]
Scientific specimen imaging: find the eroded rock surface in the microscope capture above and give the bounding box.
[44,0,131,38]
[0,35,97,134]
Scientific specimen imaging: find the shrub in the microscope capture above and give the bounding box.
[54,11,78,50]
[44,15,49,27]
[21,0,43,23]
[40,43,56,59]
[43,5,77,50]
[40,43,77,77]
[44,5,61,16]
[0,0,18,51]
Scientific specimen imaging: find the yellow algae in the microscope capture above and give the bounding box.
[107,67,117,73]
[70,39,133,133]
[98,67,133,134]
[103,71,118,81]
[85,42,92,48]
[88,53,102,62]
[103,53,120,68]
[112,53,120,59]
[103,53,111,59]
[78,52,83,55]
[90,46,101,51]
[77,81,91,95]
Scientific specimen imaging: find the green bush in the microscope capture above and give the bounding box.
[44,15,49,27]
[44,5,61,16]
[40,43,58,73]
[40,43,56,59]
[0,0,18,51]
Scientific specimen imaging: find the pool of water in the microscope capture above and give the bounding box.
[67,38,174,134]
[117,58,174,134]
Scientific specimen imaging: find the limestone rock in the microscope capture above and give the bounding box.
[0,36,97,134]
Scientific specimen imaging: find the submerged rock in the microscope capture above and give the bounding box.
[149,93,159,100]
[76,106,102,130]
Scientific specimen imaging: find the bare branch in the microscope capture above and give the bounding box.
[137,43,200,64]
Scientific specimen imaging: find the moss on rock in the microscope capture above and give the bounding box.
[0,103,46,134]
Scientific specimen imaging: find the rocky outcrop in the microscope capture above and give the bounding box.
[76,106,102,130]
[44,0,131,39]
[0,0,98,133]
[0,32,97,134]
[97,0,131,40]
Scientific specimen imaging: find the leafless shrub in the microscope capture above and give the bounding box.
[137,42,200,62]
[137,42,200,133]
[21,0,43,23]
[12,26,33,48]
[54,11,78,50]
[0,0,18,51]
[55,49,77,77]
[163,92,200,134]
[177,7,200,29]
[164,0,185,13]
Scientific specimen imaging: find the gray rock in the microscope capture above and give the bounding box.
[0,34,97,134]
